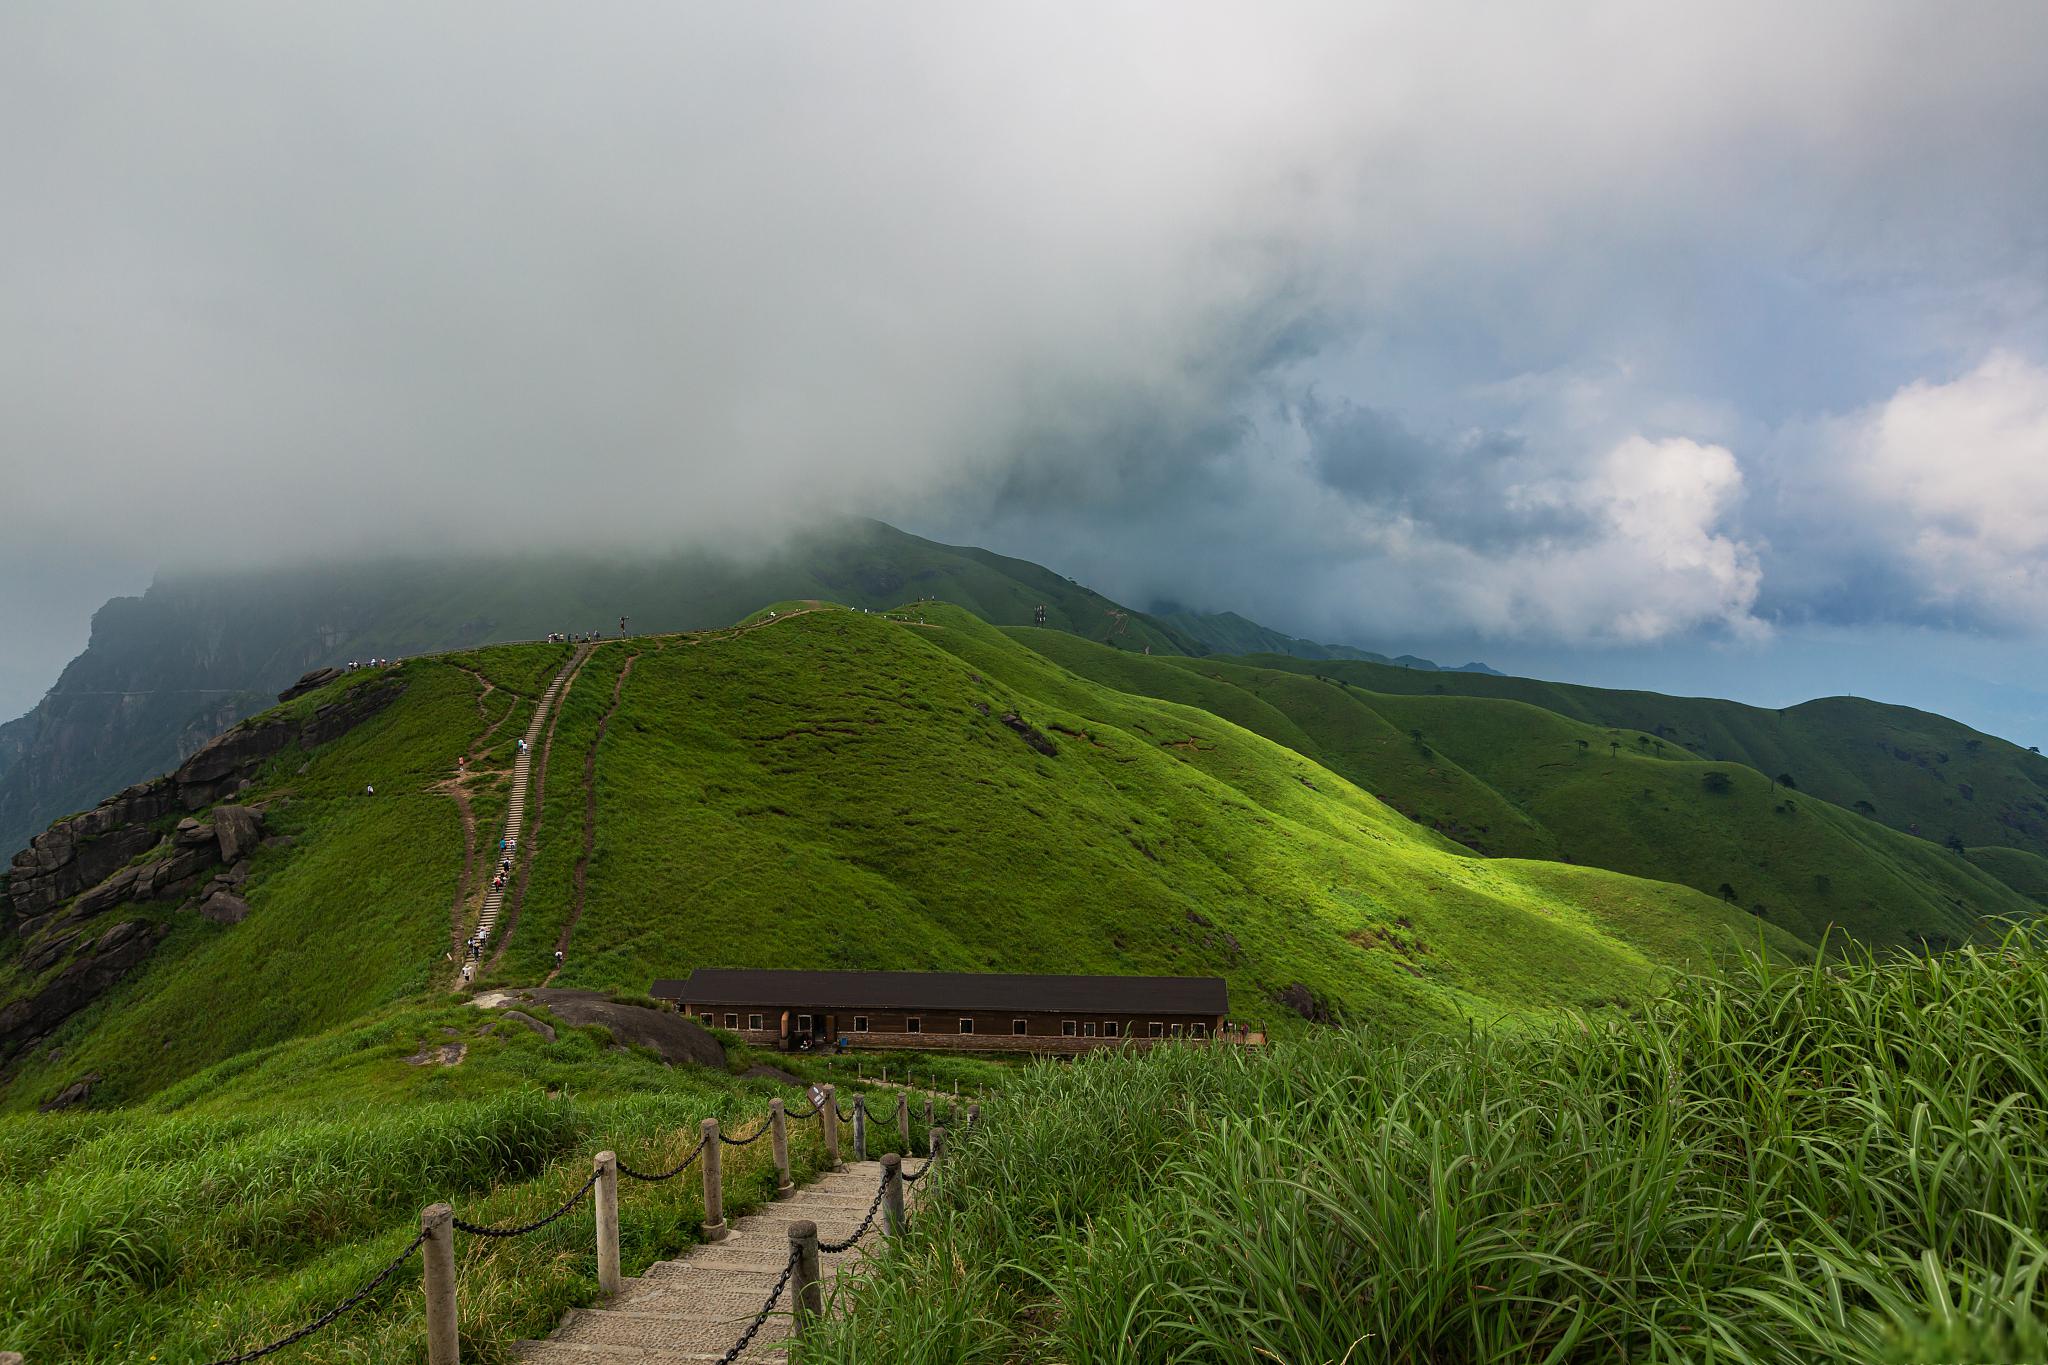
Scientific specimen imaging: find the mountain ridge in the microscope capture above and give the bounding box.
[0,524,1461,856]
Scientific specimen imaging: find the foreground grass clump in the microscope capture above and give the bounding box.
[0,1010,950,1364]
[812,936,2048,1364]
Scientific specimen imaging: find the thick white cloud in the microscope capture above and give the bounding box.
[1832,353,2048,626]
[1,1,2045,719]
[1322,434,1765,644]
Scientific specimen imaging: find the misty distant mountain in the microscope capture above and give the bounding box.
[1151,607,1499,673]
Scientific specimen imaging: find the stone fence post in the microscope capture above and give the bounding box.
[770,1098,793,1198]
[594,1150,621,1295]
[881,1152,906,1238]
[820,1084,840,1168]
[421,1202,459,1365]
[790,1219,823,1337]
[701,1118,727,1241]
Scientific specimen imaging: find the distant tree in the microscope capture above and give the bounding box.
[1945,833,1967,856]
[1609,740,1620,758]
[1776,772,1797,791]
[1965,738,1983,753]
[1575,739,1590,757]
[2032,745,2042,754]
[1718,882,1738,902]
[1702,771,1734,795]
[1409,727,1423,742]
[1853,799,1877,816]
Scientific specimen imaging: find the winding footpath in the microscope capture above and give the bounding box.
[469,646,589,971]
[514,1159,897,1363]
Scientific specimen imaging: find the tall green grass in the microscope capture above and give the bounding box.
[0,1061,946,1364]
[809,934,2048,1364]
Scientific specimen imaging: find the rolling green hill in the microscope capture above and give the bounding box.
[2,602,1800,1115]
[1008,630,2032,949]
[1216,652,2048,864]
[0,521,1204,858]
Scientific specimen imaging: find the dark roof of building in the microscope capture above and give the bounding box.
[651,969,1229,1016]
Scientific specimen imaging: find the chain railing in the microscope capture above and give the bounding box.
[197,1229,430,1365]
[450,1168,601,1237]
[617,1135,707,1183]
[121,1084,975,1365]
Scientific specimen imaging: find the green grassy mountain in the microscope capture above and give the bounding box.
[2,602,1800,1116]
[0,521,1209,857]
[1215,653,2048,862]
[1007,631,2033,948]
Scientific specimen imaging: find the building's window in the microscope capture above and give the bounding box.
[1103,1021,1118,1037]
[1012,1018,1029,1035]
[1062,1020,1078,1037]
[724,1013,738,1029]
[700,1013,713,1026]
[1149,1022,1165,1038]
[853,1015,869,1032]
[958,1018,975,1034]
[1191,1022,1207,1039]
[797,1014,813,1033]
[1170,1023,1183,1037]
[748,1013,763,1031]
[1083,1021,1097,1037]
[906,1017,921,1033]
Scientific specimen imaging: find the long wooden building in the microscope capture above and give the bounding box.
[652,968,1235,1054]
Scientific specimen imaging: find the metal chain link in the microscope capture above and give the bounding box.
[199,1228,429,1365]
[714,1245,797,1364]
[900,1143,942,1185]
[452,1167,601,1237]
[817,1171,888,1253]
[717,1119,772,1147]
[618,1135,707,1183]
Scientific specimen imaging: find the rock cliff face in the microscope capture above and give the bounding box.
[0,677,402,1068]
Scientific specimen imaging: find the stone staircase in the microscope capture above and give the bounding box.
[475,647,586,950]
[513,1160,894,1363]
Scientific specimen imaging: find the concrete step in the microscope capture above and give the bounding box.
[551,1304,792,1355]
[513,1338,785,1363]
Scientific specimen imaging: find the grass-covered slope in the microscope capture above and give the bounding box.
[506,604,1791,1035]
[1012,630,2032,948]
[1967,845,2048,907]
[812,936,2048,1365]
[1225,651,2048,863]
[0,989,969,1364]
[0,520,1201,857]
[8,601,1807,1113]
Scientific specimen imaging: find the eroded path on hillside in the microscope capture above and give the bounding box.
[452,645,590,987]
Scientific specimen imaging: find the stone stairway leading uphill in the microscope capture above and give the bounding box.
[473,647,588,957]
[513,1159,898,1363]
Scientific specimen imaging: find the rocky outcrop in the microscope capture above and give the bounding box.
[6,679,400,930]
[1273,981,1335,1024]
[477,988,727,1068]
[999,711,1058,757]
[1,919,170,1064]
[39,1072,101,1112]
[0,675,404,1072]
[278,666,348,703]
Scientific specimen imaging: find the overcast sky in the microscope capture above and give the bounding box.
[4,4,2047,737]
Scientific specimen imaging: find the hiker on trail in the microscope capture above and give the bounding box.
[554,949,564,969]
[365,784,375,796]
[619,615,627,634]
